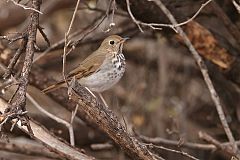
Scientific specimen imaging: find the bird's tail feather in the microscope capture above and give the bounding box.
[42,81,65,93]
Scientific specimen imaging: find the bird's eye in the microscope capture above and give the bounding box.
[109,40,115,45]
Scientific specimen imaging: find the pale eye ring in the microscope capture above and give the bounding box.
[109,40,115,45]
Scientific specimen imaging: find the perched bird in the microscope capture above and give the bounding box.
[42,35,128,93]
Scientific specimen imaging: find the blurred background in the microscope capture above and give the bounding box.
[0,0,240,159]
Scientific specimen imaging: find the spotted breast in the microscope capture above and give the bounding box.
[78,52,126,92]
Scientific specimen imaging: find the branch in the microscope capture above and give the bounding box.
[125,0,212,32]
[69,81,156,160]
[4,0,42,134]
[0,98,94,160]
[150,0,239,156]
[233,0,240,14]
[0,139,59,159]
[26,92,76,146]
[145,143,199,160]
[199,131,236,156]
[7,0,43,14]
[138,133,240,152]
[3,37,27,79]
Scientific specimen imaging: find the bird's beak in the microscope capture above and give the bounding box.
[120,37,129,43]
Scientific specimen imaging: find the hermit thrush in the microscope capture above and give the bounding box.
[42,35,128,93]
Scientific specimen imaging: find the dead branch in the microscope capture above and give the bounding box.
[199,131,236,157]
[138,133,240,152]
[26,92,76,146]
[28,66,96,127]
[0,98,94,160]
[69,81,156,160]
[3,37,27,79]
[0,139,59,159]
[3,0,42,135]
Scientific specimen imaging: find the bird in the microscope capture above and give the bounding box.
[42,35,128,94]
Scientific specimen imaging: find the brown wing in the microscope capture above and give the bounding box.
[42,51,106,93]
[67,51,107,79]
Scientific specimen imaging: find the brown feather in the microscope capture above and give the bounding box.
[42,50,107,93]
[67,52,107,79]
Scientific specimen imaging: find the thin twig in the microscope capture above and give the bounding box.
[26,92,77,146]
[33,14,105,63]
[3,38,27,79]
[125,0,144,32]
[34,0,113,63]
[126,0,212,32]
[69,104,79,146]
[1,58,77,147]
[79,5,128,17]
[0,32,26,44]
[26,93,71,127]
[90,142,114,151]
[7,0,43,14]
[199,131,236,156]
[103,0,116,32]
[63,0,81,90]
[151,0,239,156]
[138,134,240,151]
[233,0,240,14]
[37,26,50,47]
[145,143,200,160]
[71,0,113,49]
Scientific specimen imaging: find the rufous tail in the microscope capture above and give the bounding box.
[42,81,65,93]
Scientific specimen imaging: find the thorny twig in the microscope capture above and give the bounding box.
[151,0,239,156]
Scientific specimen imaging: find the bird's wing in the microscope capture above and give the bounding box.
[67,52,107,79]
[42,51,107,93]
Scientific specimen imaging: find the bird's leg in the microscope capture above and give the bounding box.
[98,93,109,108]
